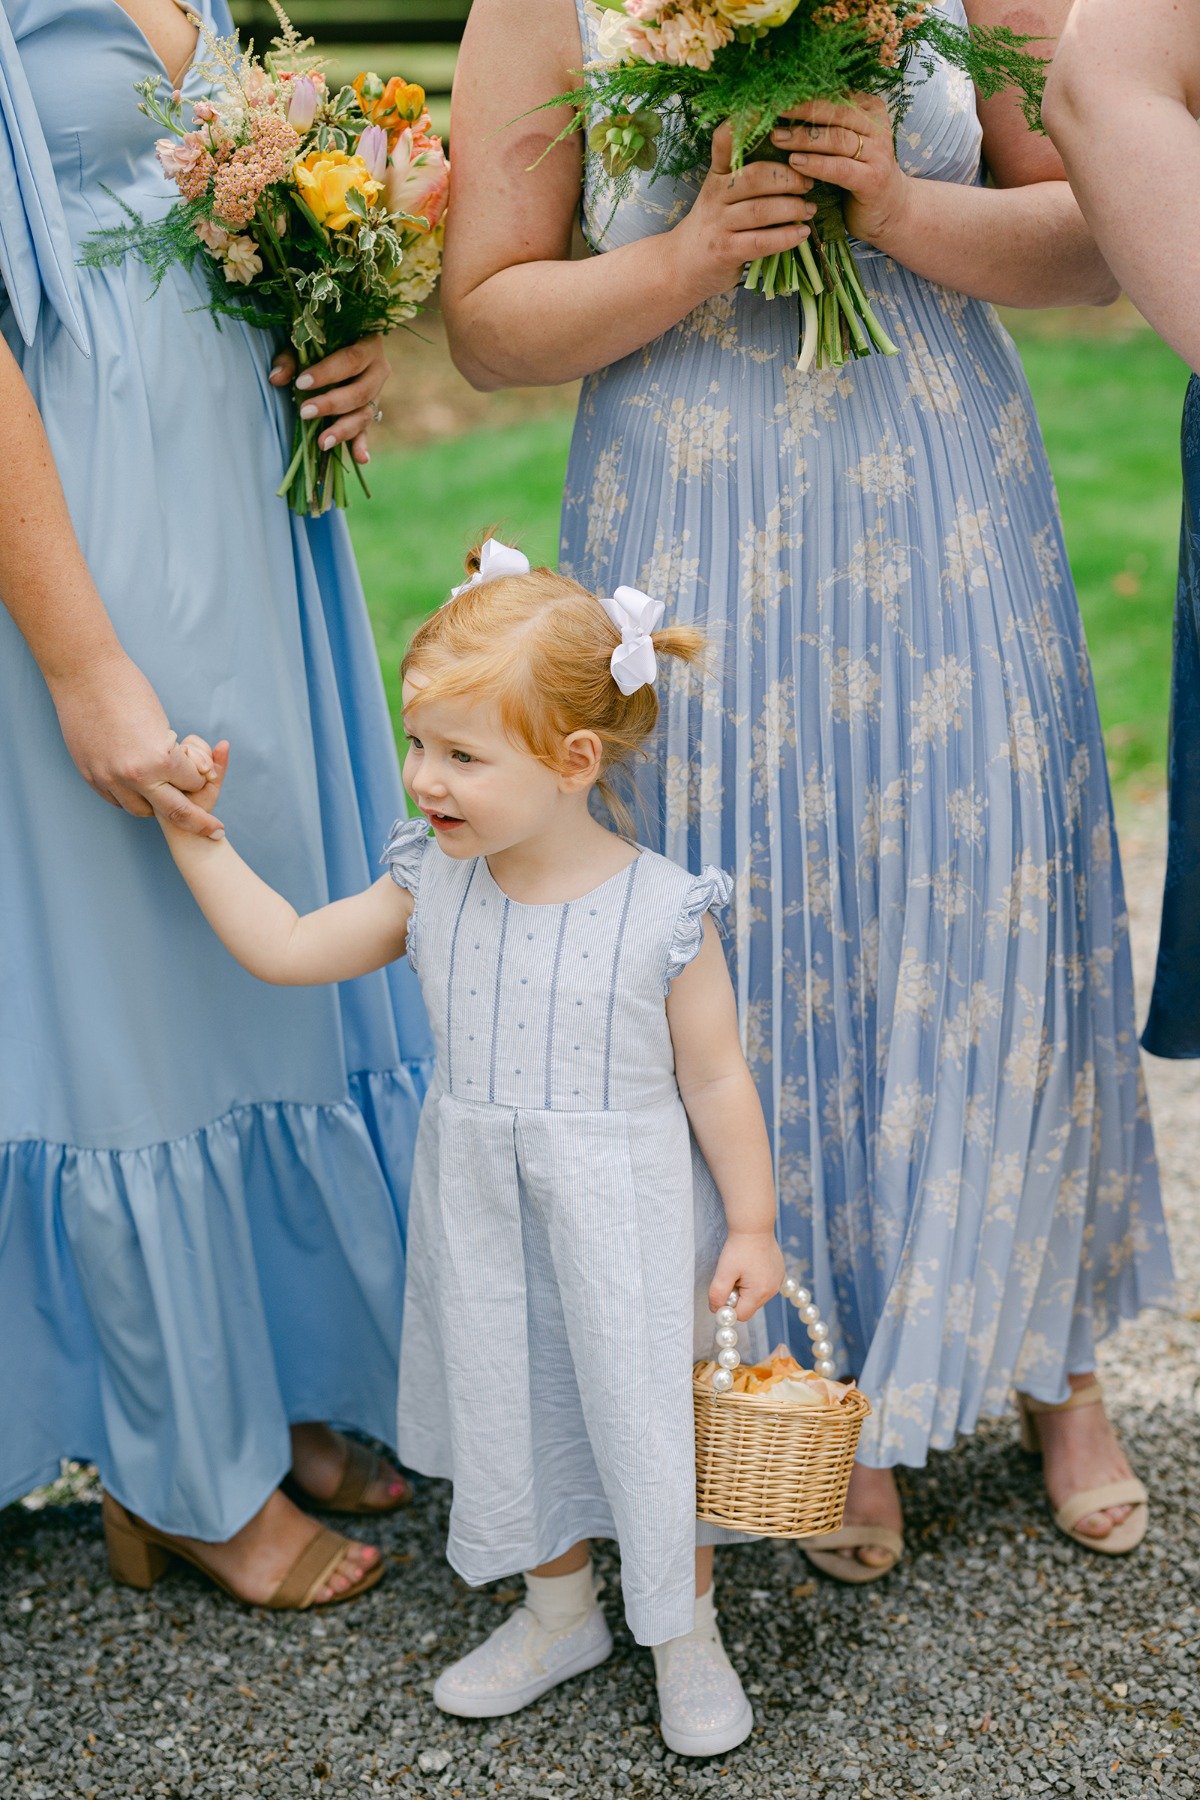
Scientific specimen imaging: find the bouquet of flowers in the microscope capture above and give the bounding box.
[83,5,450,515]
[558,0,1045,370]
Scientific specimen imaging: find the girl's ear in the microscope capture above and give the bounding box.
[559,729,604,791]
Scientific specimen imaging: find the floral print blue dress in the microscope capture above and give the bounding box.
[560,0,1174,1466]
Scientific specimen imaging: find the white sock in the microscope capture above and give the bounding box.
[653,1583,718,1672]
[523,1561,597,1636]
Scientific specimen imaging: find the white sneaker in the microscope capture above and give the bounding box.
[652,1591,753,1757]
[432,1603,613,1719]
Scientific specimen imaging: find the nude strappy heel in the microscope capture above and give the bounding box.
[1015,1382,1149,1555]
[801,1523,904,1584]
[283,1437,411,1518]
[101,1492,385,1608]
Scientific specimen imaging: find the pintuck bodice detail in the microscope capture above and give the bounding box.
[384,818,731,1113]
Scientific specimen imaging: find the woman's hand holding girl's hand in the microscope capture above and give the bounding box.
[270,336,391,467]
[709,1231,786,1323]
[771,96,912,253]
[670,122,817,304]
[49,654,225,838]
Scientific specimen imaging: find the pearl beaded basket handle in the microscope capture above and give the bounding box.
[694,1272,871,1539]
[709,1275,837,1392]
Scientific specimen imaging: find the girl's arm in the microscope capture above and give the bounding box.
[161,749,412,984]
[0,337,222,836]
[772,0,1118,309]
[1044,0,1200,372]
[667,920,784,1323]
[441,0,815,390]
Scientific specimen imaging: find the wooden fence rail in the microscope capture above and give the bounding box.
[229,2,470,45]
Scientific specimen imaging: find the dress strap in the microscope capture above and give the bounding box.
[0,6,89,353]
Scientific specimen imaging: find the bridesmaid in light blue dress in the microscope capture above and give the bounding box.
[0,0,431,1597]
[444,0,1174,1568]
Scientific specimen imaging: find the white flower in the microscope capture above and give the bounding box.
[222,234,263,285]
[594,5,636,61]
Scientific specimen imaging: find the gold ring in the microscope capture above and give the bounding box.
[853,131,865,161]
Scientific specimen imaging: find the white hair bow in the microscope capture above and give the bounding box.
[597,585,665,696]
[449,535,531,599]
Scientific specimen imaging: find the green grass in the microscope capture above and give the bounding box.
[351,412,577,741]
[348,322,1190,793]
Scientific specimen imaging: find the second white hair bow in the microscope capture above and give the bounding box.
[449,535,531,598]
[597,585,665,696]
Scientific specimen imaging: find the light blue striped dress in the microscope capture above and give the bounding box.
[560,0,1174,1467]
[385,820,752,1647]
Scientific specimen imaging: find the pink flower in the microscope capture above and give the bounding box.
[358,124,389,182]
[383,129,450,232]
[625,0,733,67]
[221,234,263,285]
[194,217,232,256]
[243,67,275,109]
[287,74,321,131]
[156,133,206,182]
[192,100,218,123]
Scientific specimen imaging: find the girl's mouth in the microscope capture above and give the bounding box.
[424,809,464,832]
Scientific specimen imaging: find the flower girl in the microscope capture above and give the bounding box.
[161,540,783,1756]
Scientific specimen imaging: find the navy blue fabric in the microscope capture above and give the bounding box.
[1143,376,1200,1059]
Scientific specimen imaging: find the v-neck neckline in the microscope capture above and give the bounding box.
[107,0,203,90]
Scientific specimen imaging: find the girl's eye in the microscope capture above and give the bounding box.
[408,737,423,750]
[451,750,474,764]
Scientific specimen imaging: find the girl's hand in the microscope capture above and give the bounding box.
[269,335,391,467]
[709,1231,786,1323]
[48,653,225,838]
[771,96,912,252]
[178,735,229,819]
[670,122,817,303]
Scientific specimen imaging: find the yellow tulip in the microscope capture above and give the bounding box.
[293,150,382,232]
[713,0,801,25]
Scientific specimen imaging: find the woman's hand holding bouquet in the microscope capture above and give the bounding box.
[549,0,1045,370]
[84,7,449,514]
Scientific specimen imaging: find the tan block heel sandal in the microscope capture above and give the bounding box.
[1015,1381,1149,1555]
[101,1491,385,1608]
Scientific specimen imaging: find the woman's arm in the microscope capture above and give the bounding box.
[0,338,221,835]
[442,0,815,390]
[772,0,1118,309]
[160,748,412,983]
[667,920,784,1322]
[1044,0,1200,371]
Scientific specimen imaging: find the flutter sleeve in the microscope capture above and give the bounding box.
[663,865,735,994]
[381,816,433,970]
[0,7,90,354]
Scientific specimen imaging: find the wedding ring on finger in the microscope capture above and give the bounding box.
[852,130,865,161]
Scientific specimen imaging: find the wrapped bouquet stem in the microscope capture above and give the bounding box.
[547,0,1047,374]
[82,5,449,516]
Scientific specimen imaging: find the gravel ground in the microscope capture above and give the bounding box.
[3,805,1197,1800]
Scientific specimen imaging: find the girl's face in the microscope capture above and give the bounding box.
[401,684,574,859]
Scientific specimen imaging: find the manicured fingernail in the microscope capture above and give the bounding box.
[210,828,226,841]
[359,449,371,464]
[299,402,319,419]
[320,433,336,451]
[295,372,314,390]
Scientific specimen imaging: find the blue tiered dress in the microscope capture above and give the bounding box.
[0,0,432,1537]
[1142,376,1200,1058]
[560,0,1174,1467]
[384,821,753,1647]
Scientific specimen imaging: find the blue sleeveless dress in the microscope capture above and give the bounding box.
[560,0,1174,1467]
[0,0,432,1537]
[1142,375,1200,1059]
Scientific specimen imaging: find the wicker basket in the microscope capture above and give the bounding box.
[695,1375,871,1538]
[694,1279,871,1539]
